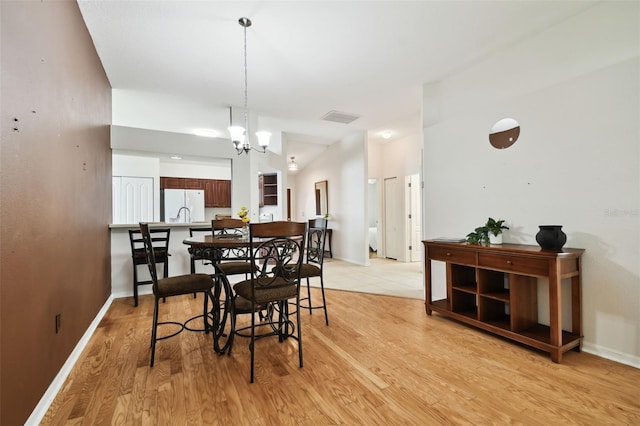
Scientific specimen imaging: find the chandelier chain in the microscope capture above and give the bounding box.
[229,17,269,155]
[243,22,249,139]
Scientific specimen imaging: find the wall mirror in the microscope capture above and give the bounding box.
[314,180,328,217]
[489,117,520,149]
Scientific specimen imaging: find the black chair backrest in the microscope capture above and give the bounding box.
[189,226,212,237]
[139,223,160,293]
[129,227,170,263]
[212,218,245,236]
[307,218,328,266]
[188,227,213,268]
[249,221,307,293]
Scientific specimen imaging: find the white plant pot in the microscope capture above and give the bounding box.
[489,233,503,244]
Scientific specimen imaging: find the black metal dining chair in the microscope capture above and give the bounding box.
[297,218,330,325]
[129,227,170,307]
[229,221,307,383]
[139,222,215,367]
[189,226,213,275]
[211,218,256,278]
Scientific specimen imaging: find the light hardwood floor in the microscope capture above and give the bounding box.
[42,279,639,425]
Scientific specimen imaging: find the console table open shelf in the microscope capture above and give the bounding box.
[423,240,584,363]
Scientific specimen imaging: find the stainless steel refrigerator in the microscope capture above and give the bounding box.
[162,189,205,223]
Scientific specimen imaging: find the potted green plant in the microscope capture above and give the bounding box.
[466,226,489,245]
[485,217,509,244]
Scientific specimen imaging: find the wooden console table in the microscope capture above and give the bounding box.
[325,228,333,258]
[423,240,584,363]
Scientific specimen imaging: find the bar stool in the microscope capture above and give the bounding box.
[189,226,213,274]
[129,227,170,307]
[189,226,215,300]
[298,218,329,325]
[139,223,214,367]
[211,218,257,278]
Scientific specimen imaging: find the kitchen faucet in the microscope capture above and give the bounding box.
[176,206,191,223]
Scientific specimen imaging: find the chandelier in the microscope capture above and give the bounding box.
[287,156,298,171]
[228,17,271,155]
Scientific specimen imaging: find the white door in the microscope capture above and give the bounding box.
[405,174,422,262]
[384,177,399,260]
[113,176,154,224]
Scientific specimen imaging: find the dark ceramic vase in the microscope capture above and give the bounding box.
[535,225,567,250]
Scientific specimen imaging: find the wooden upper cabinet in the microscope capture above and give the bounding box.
[161,177,186,189]
[161,177,231,208]
[161,177,202,189]
[205,179,231,208]
[184,178,203,189]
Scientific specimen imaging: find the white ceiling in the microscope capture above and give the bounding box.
[78,0,596,170]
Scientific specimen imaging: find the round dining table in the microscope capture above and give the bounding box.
[183,234,252,354]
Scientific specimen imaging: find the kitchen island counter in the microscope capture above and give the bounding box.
[109,222,211,229]
[110,223,213,300]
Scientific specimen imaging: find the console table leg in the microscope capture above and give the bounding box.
[549,265,562,356]
[571,263,583,337]
[425,250,432,316]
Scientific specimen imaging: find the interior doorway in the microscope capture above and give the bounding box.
[405,174,422,262]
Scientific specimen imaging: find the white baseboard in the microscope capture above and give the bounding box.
[582,342,640,369]
[111,287,152,300]
[25,295,115,426]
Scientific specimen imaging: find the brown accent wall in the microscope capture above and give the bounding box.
[0,2,112,424]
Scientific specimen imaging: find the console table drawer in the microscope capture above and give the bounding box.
[428,246,476,265]
[478,253,548,276]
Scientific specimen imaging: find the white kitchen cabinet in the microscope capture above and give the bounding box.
[112,176,154,224]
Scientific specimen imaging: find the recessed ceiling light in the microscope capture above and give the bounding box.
[381,131,392,139]
[170,156,183,160]
[193,129,219,138]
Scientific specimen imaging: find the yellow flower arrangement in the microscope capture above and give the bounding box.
[237,206,250,224]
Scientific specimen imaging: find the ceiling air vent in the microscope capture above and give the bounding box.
[321,110,361,124]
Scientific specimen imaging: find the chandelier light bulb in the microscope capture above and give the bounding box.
[228,126,245,145]
[256,131,271,148]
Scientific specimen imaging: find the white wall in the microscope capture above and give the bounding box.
[294,132,421,264]
[112,89,230,136]
[294,131,368,265]
[380,133,423,261]
[422,2,639,366]
[366,134,423,261]
[159,160,231,180]
[287,172,298,220]
[367,181,377,228]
